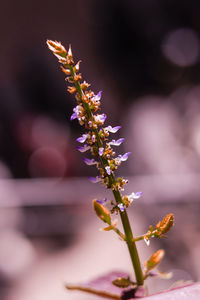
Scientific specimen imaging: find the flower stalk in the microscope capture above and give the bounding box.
[46,40,174,290]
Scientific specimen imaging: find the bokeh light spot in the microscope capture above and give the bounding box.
[162,28,200,67]
[28,147,67,178]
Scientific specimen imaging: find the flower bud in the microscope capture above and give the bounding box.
[80,81,90,90]
[47,40,67,56]
[68,45,72,58]
[93,200,111,224]
[67,86,77,94]
[61,66,71,75]
[156,213,174,235]
[145,249,165,271]
[74,60,81,72]
[74,73,82,81]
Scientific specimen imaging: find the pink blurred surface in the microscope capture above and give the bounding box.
[144,283,200,300]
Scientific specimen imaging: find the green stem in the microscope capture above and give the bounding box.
[112,189,144,286]
[68,64,144,286]
[112,227,126,240]
[133,231,156,242]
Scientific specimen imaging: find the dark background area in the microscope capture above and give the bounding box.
[1,0,200,179]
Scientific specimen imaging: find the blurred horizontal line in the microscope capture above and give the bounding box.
[0,174,199,207]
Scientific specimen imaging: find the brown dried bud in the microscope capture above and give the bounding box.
[66,77,74,83]
[122,196,130,207]
[68,45,73,58]
[145,249,165,271]
[74,73,82,81]
[80,81,91,90]
[74,60,81,72]
[60,66,71,75]
[53,54,67,64]
[67,86,77,94]
[156,213,174,235]
[47,40,67,56]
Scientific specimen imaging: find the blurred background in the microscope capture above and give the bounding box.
[0,0,200,299]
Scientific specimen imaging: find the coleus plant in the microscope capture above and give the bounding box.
[47,40,174,299]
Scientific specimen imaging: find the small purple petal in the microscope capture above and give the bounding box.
[104,125,121,133]
[76,144,90,153]
[118,152,131,162]
[76,134,88,143]
[83,157,97,165]
[118,203,125,212]
[135,191,143,198]
[105,166,111,175]
[99,147,104,156]
[128,191,143,201]
[92,91,102,102]
[96,114,107,123]
[109,138,125,146]
[96,198,107,205]
[70,112,77,121]
[88,176,102,183]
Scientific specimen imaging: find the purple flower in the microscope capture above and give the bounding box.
[118,203,125,212]
[76,134,88,143]
[70,105,82,121]
[135,192,143,198]
[99,147,104,156]
[77,144,90,153]
[83,157,97,166]
[108,138,125,146]
[92,91,102,102]
[88,176,102,183]
[105,166,111,175]
[118,152,131,162]
[96,198,107,205]
[70,112,77,121]
[128,192,143,202]
[104,125,121,133]
[95,114,107,123]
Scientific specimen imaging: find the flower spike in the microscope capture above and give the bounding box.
[47,40,173,290]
